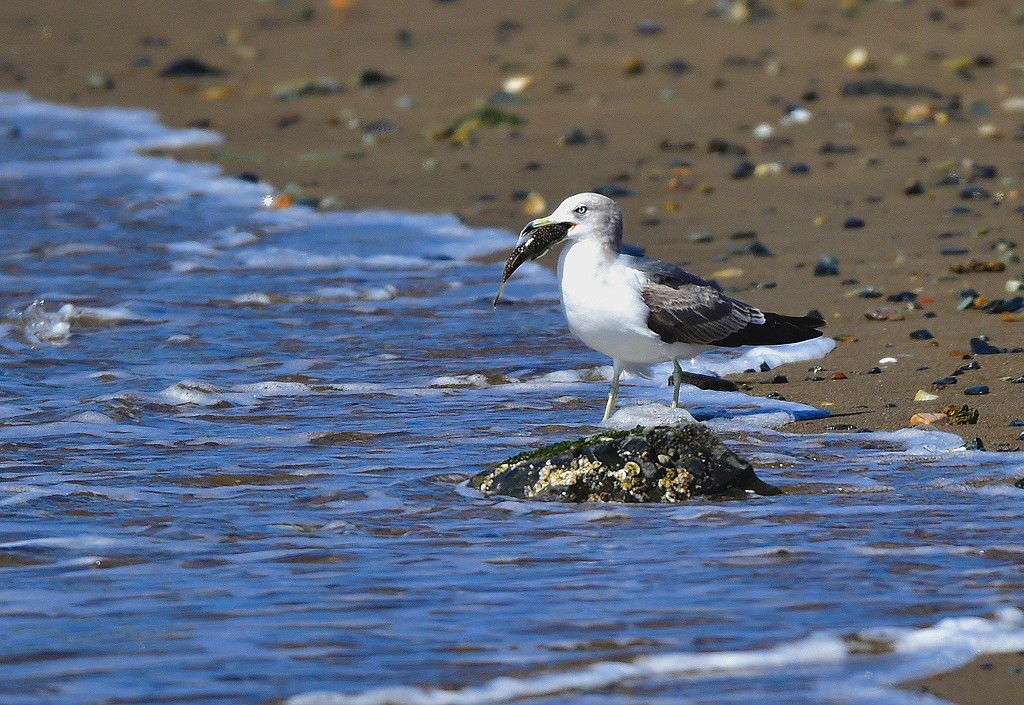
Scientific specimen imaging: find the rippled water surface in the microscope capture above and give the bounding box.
[2,94,1023,705]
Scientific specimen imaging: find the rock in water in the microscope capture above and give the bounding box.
[471,424,779,502]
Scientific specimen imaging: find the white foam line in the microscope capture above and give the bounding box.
[288,609,1024,705]
[287,634,847,705]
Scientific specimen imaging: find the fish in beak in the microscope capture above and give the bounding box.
[492,219,572,306]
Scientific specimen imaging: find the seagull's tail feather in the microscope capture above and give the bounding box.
[711,311,826,347]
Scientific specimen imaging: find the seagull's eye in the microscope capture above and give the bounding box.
[574,205,588,215]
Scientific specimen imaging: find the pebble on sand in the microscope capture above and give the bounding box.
[159,58,225,78]
[814,255,840,276]
[911,412,948,426]
[845,46,870,71]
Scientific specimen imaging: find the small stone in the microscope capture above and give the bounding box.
[970,337,1023,355]
[963,438,986,451]
[789,162,811,175]
[745,240,773,257]
[689,231,714,243]
[911,412,948,426]
[868,366,882,374]
[502,75,534,95]
[961,186,991,200]
[821,143,858,155]
[964,385,990,395]
[159,57,225,78]
[932,376,958,387]
[635,19,663,36]
[841,79,942,99]
[829,372,848,380]
[731,160,755,179]
[661,59,692,76]
[887,291,918,304]
[909,328,934,340]
[86,73,116,90]
[971,164,997,180]
[846,46,870,71]
[560,128,592,146]
[903,179,925,196]
[850,286,883,299]
[771,374,789,384]
[395,28,414,49]
[707,138,747,156]
[753,162,782,178]
[623,57,647,76]
[711,267,743,279]
[358,69,396,88]
[915,390,940,401]
[781,106,812,126]
[958,295,978,311]
[522,192,547,217]
[879,357,898,364]
[865,308,904,321]
[843,217,866,229]
[814,254,840,276]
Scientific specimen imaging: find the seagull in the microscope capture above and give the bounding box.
[494,192,826,421]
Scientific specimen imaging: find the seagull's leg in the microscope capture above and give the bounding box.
[603,361,622,422]
[671,359,683,408]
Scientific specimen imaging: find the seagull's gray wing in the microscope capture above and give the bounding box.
[630,253,825,347]
[641,278,765,346]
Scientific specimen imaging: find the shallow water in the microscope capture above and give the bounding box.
[1,93,1023,705]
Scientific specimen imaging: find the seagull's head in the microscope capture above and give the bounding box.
[493,194,623,305]
[521,192,624,251]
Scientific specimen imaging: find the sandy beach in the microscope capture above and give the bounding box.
[2,1,1023,698]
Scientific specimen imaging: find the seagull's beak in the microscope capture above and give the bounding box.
[493,219,572,306]
[517,217,572,253]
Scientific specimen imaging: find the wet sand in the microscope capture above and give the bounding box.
[2,1,1024,700]
[901,651,1024,705]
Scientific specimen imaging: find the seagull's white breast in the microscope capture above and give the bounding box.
[557,239,698,365]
